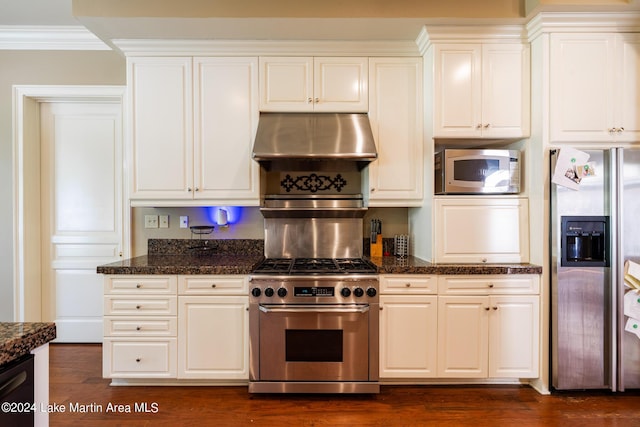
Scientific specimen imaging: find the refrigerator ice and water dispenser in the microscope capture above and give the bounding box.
[561,216,610,267]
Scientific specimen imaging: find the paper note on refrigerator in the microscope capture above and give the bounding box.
[625,317,640,339]
[552,147,591,190]
[624,290,640,319]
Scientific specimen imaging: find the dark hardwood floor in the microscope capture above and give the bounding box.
[49,343,640,426]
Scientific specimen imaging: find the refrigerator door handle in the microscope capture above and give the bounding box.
[611,147,622,392]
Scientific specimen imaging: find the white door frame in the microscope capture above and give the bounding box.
[12,85,129,322]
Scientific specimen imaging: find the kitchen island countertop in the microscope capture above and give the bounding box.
[0,322,56,367]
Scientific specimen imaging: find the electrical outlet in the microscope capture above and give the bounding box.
[144,215,159,228]
[179,216,189,228]
[159,215,169,228]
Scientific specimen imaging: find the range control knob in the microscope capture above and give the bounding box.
[277,288,287,298]
[353,287,364,298]
[251,288,262,297]
[340,288,352,297]
[264,287,274,297]
[366,288,377,297]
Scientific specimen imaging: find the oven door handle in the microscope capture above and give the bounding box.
[258,304,370,314]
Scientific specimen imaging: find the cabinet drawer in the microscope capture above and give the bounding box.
[104,316,177,336]
[105,275,177,294]
[438,275,539,295]
[178,275,248,295]
[380,275,437,294]
[104,296,177,316]
[103,338,177,378]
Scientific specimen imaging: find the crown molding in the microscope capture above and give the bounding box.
[0,25,111,50]
[416,24,528,55]
[110,39,421,57]
[527,12,640,41]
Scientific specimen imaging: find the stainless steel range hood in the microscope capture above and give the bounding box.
[252,113,377,171]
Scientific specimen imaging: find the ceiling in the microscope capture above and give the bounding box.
[1,0,638,45]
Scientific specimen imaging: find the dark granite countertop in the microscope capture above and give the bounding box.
[369,256,542,275]
[97,254,541,276]
[97,254,265,275]
[0,322,56,367]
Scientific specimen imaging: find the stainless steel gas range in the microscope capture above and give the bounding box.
[248,195,380,394]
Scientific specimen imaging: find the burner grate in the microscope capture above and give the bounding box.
[254,258,377,275]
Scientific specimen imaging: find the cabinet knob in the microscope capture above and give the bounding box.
[488,283,494,288]
[482,258,487,263]
[371,188,376,192]
[188,187,192,192]
[307,97,313,103]
[476,124,482,129]
[135,358,141,363]
[485,307,490,311]
[195,187,199,192]
[618,127,625,133]
[136,326,141,331]
[405,283,411,287]
[211,284,217,288]
[315,98,319,103]
[379,307,384,311]
[136,305,141,309]
[136,283,142,289]
[493,306,498,310]
[484,123,490,129]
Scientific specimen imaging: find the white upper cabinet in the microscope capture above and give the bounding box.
[367,57,424,206]
[550,33,640,143]
[433,197,530,264]
[193,57,260,203]
[259,57,368,112]
[129,57,193,201]
[433,43,530,138]
[128,56,260,205]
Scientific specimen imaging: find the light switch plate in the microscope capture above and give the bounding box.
[159,215,169,228]
[144,215,159,228]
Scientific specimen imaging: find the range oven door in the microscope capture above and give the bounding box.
[258,304,370,381]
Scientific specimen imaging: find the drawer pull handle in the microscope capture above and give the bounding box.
[136,284,142,289]
[211,284,217,288]
[405,283,411,287]
[136,326,141,331]
[488,283,494,288]
[135,358,141,363]
[493,306,498,310]
[136,305,141,310]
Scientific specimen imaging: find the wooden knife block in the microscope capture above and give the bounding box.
[370,235,383,258]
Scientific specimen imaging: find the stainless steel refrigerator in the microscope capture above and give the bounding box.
[551,148,640,391]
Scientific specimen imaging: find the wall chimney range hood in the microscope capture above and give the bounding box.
[252,113,378,171]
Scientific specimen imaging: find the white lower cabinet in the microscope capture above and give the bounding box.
[177,275,249,380]
[178,295,249,379]
[103,274,249,382]
[379,275,438,378]
[437,276,540,379]
[103,275,178,379]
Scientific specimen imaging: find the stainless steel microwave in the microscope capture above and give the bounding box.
[434,149,521,194]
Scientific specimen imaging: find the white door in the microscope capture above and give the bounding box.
[40,101,123,342]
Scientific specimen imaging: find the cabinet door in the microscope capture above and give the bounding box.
[617,34,640,142]
[434,197,529,263]
[313,57,368,112]
[368,58,423,206]
[433,44,482,137]
[482,44,530,138]
[488,295,539,378]
[129,57,193,199]
[379,295,437,378]
[437,296,488,378]
[550,34,616,142]
[178,296,249,379]
[194,57,260,204]
[259,57,313,111]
